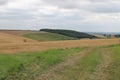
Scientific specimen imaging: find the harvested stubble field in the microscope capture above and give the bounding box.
[0,30,39,36]
[0,31,120,80]
[0,38,120,53]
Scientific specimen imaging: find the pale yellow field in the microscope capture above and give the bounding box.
[0,32,38,43]
[0,30,40,36]
[0,31,119,53]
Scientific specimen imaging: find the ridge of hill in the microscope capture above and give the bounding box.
[40,29,98,39]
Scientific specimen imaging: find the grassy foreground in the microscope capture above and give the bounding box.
[0,48,81,80]
[107,45,120,80]
[0,45,120,80]
[23,32,75,41]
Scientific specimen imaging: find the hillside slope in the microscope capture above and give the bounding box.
[40,29,98,39]
[0,30,39,36]
[23,32,75,41]
[0,32,38,43]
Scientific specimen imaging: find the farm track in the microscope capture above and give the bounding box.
[37,47,113,80]
[38,48,93,80]
[89,48,113,80]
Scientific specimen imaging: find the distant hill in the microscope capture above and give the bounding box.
[23,32,75,41]
[40,29,98,39]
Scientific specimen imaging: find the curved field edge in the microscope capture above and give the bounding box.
[23,32,75,41]
[0,48,82,80]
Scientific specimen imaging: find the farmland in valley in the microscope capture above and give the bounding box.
[0,30,120,80]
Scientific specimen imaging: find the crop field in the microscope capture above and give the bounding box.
[0,30,39,36]
[0,38,120,53]
[0,31,120,80]
[0,32,38,43]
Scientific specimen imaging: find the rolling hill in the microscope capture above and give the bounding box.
[23,32,75,41]
[0,32,38,43]
[0,30,76,41]
[40,29,98,39]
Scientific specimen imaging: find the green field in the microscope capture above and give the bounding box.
[0,45,120,80]
[23,32,75,41]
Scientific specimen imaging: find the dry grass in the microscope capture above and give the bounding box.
[0,38,120,53]
[0,32,38,43]
[0,30,40,36]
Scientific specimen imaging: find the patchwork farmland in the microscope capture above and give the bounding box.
[0,30,120,80]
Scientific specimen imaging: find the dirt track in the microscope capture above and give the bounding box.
[89,48,113,80]
[38,48,92,80]
[37,47,115,80]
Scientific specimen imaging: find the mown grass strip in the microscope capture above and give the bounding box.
[0,48,82,80]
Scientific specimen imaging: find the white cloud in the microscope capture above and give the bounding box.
[0,0,120,32]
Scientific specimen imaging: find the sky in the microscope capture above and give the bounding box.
[0,0,120,32]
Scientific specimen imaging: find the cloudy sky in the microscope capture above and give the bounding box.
[0,0,120,32]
